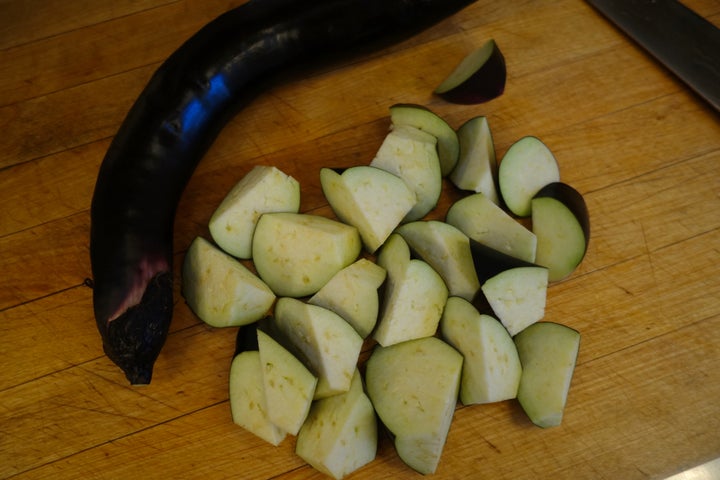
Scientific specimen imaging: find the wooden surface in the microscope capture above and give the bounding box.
[2,1,719,478]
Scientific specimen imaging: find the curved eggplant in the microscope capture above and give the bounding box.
[90,0,476,385]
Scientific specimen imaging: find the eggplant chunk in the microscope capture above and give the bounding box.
[434,39,506,104]
[441,296,521,405]
[365,337,462,474]
[514,322,580,427]
[498,136,560,217]
[532,182,590,281]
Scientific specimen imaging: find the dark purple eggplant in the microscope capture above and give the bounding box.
[91,0,480,384]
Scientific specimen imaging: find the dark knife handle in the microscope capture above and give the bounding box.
[586,0,720,112]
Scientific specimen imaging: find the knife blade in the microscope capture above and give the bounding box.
[585,0,720,112]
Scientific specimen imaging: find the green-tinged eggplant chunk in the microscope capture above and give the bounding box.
[531,182,590,281]
[89,0,477,384]
[234,316,316,371]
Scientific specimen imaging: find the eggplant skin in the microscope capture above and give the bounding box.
[102,273,173,386]
[90,0,477,385]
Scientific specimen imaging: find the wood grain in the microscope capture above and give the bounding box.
[1,1,718,479]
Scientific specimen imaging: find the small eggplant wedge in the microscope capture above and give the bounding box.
[531,182,590,281]
[434,38,507,104]
[91,0,476,384]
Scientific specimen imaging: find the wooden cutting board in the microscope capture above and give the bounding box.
[1,1,719,478]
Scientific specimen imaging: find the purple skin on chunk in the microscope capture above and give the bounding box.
[469,239,537,284]
[533,182,591,242]
[435,39,506,105]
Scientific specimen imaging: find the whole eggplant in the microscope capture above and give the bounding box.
[90,0,477,384]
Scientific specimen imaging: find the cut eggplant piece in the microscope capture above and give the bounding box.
[396,220,480,302]
[434,39,506,105]
[480,266,548,336]
[365,336,463,475]
[498,136,560,217]
[377,231,411,281]
[209,165,300,259]
[389,104,460,176]
[514,322,580,428]
[447,192,537,263]
[243,316,318,371]
[274,297,363,399]
[374,234,448,347]
[308,258,386,338]
[448,116,499,203]
[370,125,442,222]
[296,370,377,479]
[441,297,522,405]
[469,239,537,284]
[257,329,317,436]
[252,212,361,297]
[320,166,415,253]
[228,350,287,446]
[532,182,590,282]
[181,237,275,328]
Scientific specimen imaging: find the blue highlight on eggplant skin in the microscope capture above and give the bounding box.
[180,73,232,136]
